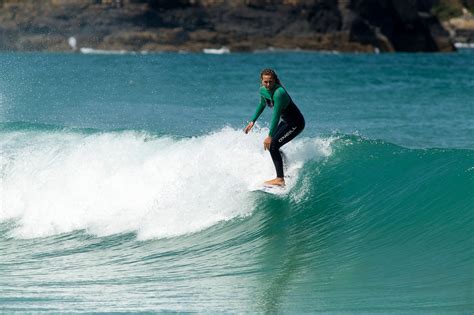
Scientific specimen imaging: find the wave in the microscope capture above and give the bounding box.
[1,125,473,312]
[203,47,231,54]
[0,125,333,239]
[79,47,147,55]
[1,124,472,242]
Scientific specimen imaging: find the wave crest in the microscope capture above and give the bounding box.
[1,127,333,239]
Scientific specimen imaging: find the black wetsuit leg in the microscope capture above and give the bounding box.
[269,113,305,178]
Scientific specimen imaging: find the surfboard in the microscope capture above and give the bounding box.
[250,185,287,195]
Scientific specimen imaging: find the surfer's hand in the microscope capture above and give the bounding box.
[264,136,272,150]
[244,121,254,134]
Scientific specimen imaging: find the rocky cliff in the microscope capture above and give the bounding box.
[0,0,460,52]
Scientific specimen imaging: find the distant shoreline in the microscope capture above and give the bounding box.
[2,45,473,56]
[1,1,473,53]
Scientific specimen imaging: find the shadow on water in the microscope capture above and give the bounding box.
[253,197,296,313]
[252,167,349,313]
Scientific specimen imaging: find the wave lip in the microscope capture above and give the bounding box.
[0,126,333,240]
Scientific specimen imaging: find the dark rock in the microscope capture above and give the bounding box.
[307,1,343,33]
[0,0,455,52]
[349,0,454,51]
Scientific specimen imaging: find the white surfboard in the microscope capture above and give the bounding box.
[250,185,287,195]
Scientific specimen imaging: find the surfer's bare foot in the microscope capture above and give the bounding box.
[264,178,285,186]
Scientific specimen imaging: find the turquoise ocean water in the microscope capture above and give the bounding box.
[1,50,473,313]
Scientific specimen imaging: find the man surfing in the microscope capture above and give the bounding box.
[244,68,305,187]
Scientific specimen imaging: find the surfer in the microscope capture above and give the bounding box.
[244,68,305,187]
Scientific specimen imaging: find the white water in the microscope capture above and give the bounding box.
[1,127,333,240]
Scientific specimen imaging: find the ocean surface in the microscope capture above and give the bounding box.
[1,50,473,313]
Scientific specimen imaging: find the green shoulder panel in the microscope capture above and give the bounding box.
[253,85,291,135]
[259,84,289,106]
[272,86,290,110]
[259,86,273,100]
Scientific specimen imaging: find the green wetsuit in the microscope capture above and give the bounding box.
[250,84,291,137]
[249,84,305,178]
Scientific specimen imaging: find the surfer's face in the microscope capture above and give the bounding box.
[261,74,275,90]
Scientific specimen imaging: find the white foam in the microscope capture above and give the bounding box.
[68,36,77,50]
[80,47,131,55]
[454,42,474,49]
[0,127,333,240]
[203,47,230,54]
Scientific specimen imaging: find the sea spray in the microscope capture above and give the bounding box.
[1,126,333,240]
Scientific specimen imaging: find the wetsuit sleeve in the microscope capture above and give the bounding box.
[269,88,290,137]
[250,97,266,122]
